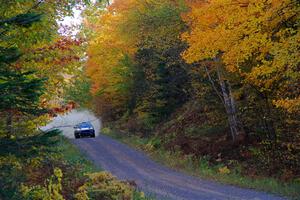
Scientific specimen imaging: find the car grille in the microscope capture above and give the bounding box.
[80,130,92,135]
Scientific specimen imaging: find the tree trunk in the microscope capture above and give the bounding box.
[6,110,13,138]
[263,94,277,141]
[216,66,239,142]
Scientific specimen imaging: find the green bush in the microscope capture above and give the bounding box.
[21,168,64,200]
[75,172,145,200]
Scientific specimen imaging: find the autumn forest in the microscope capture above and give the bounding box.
[0,0,299,199]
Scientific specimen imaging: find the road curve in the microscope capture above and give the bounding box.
[72,135,286,200]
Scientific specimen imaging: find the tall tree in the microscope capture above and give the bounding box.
[182,0,300,140]
[1,1,90,112]
[0,13,46,137]
[85,0,191,127]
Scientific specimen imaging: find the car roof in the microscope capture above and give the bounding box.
[77,122,93,128]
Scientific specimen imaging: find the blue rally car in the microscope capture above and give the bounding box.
[74,122,95,139]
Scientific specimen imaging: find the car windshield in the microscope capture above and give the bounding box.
[78,122,93,128]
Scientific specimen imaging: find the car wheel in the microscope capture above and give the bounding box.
[75,134,80,139]
[91,132,95,138]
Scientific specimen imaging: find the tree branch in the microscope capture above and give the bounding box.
[204,65,225,105]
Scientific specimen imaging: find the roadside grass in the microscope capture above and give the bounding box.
[57,136,99,174]
[102,128,300,200]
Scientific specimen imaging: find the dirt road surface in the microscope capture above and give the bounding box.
[47,110,286,200]
[73,136,286,200]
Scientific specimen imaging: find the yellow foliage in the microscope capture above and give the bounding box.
[85,0,187,120]
[0,155,22,170]
[218,166,231,175]
[144,143,155,152]
[182,0,300,113]
[85,5,136,94]
[21,168,64,200]
[273,97,300,113]
[75,172,134,200]
[75,185,89,200]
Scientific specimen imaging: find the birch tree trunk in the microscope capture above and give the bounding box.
[6,110,13,138]
[216,66,239,142]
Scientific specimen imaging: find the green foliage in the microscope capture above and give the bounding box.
[21,168,64,200]
[0,13,42,27]
[131,46,190,126]
[64,77,93,108]
[0,69,46,115]
[0,8,59,199]
[0,130,61,200]
[0,5,51,142]
[0,129,61,157]
[86,0,191,132]
[0,155,24,199]
[75,172,134,200]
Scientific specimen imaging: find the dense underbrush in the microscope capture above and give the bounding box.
[103,100,300,199]
[111,100,300,182]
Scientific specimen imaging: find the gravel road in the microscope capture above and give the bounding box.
[72,136,286,200]
[47,110,286,200]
